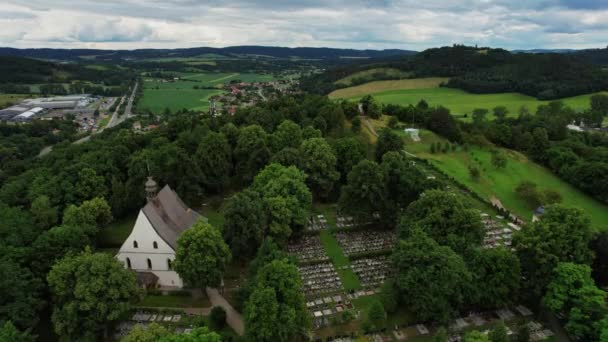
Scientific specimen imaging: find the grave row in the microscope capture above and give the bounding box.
[350,256,389,289]
[288,235,329,263]
[335,230,397,256]
[298,262,343,296]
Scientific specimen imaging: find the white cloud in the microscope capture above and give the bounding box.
[0,0,606,49]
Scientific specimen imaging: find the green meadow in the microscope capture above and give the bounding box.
[402,129,608,230]
[140,79,224,114]
[333,78,607,118]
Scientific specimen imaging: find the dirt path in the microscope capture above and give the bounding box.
[206,287,244,336]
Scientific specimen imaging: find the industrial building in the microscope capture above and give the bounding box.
[0,94,93,122]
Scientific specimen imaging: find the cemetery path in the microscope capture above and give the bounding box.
[206,287,245,336]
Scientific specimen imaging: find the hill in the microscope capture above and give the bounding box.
[0,46,417,62]
[302,45,608,99]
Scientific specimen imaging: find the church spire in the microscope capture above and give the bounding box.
[145,176,158,202]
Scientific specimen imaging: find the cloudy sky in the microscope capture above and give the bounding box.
[1,0,607,50]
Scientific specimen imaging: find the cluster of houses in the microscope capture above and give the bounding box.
[209,79,299,116]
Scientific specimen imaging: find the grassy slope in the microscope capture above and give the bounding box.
[337,85,608,117]
[329,78,448,99]
[334,68,412,86]
[98,213,137,248]
[404,129,608,230]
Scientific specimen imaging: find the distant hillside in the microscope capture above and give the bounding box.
[0,46,417,61]
[301,45,608,100]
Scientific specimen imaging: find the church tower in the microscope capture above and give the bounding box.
[145,177,158,202]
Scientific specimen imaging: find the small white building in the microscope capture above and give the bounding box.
[116,177,204,288]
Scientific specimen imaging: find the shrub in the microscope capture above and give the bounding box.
[209,306,227,330]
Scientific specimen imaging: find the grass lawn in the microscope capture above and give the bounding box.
[405,130,608,230]
[335,68,412,86]
[319,230,362,291]
[138,294,211,308]
[0,94,30,108]
[335,86,607,119]
[179,72,275,85]
[139,79,224,114]
[98,213,137,248]
[98,115,110,128]
[329,78,448,99]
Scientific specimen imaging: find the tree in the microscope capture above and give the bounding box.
[234,125,270,182]
[543,262,607,340]
[472,108,489,127]
[244,286,282,341]
[530,127,550,162]
[493,106,509,121]
[0,260,44,329]
[270,120,302,152]
[158,327,221,342]
[391,228,471,324]
[489,321,509,342]
[341,100,359,119]
[402,190,485,254]
[332,137,366,182]
[375,128,404,162]
[196,132,232,192]
[491,150,507,169]
[543,189,562,205]
[351,117,361,132]
[362,95,382,119]
[209,306,227,330]
[338,160,385,223]
[299,138,339,198]
[469,248,521,309]
[63,196,112,228]
[252,164,312,242]
[247,258,309,340]
[515,181,542,209]
[30,195,58,229]
[469,164,480,180]
[271,147,301,168]
[47,248,139,340]
[514,205,594,298]
[0,322,34,342]
[515,323,530,342]
[174,220,231,289]
[122,323,170,342]
[591,231,608,287]
[367,300,386,331]
[223,189,267,259]
[74,167,107,201]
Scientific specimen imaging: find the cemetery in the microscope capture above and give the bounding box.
[335,230,397,256]
[299,262,343,296]
[307,213,329,231]
[288,235,330,263]
[480,213,520,249]
[350,256,389,289]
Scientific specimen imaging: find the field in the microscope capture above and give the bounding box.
[139,71,276,114]
[140,79,224,113]
[334,67,412,86]
[333,82,607,117]
[401,129,608,230]
[0,94,30,108]
[329,78,448,99]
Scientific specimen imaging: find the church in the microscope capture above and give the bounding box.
[116,177,204,288]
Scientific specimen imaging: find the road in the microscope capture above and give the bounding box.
[38,82,138,156]
[257,88,266,101]
[206,287,244,336]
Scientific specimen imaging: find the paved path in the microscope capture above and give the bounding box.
[206,287,244,336]
[135,306,211,315]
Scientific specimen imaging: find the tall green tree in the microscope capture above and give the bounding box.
[468,248,521,309]
[270,120,302,152]
[174,220,231,289]
[402,189,484,254]
[47,248,139,340]
[223,189,267,259]
[158,327,221,342]
[514,205,594,298]
[0,322,34,342]
[62,197,112,228]
[375,129,404,162]
[544,262,607,341]
[121,323,170,342]
[196,132,232,192]
[75,167,107,202]
[30,195,58,229]
[338,160,385,223]
[391,228,471,324]
[234,125,270,182]
[0,260,44,330]
[299,138,339,198]
[332,137,367,182]
[252,164,311,242]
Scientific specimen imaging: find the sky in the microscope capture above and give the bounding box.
[1,0,607,51]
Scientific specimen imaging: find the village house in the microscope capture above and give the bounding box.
[116,177,204,288]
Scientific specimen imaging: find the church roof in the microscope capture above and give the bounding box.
[141,184,204,250]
